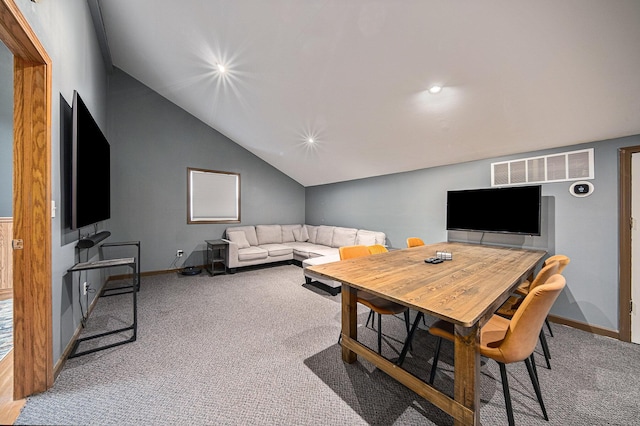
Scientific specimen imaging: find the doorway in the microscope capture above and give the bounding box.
[631,153,640,343]
[0,36,12,353]
[0,0,53,401]
[618,145,640,343]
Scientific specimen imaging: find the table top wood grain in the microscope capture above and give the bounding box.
[307,241,546,328]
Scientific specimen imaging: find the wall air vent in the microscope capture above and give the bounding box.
[491,148,594,187]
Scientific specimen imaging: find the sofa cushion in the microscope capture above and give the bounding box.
[309,247,340,258]
[260,243,293,257]
[316,226,334,246]
[226,226,259,247]
[256,225,283,245]
[226,230,250,249]
[238,246,268,261]
[331,227,357,248]
[306,225,319,244]
[281,224,300,243]
[356,229,386,246]
[293,226,309,242]
[284,242,316,259]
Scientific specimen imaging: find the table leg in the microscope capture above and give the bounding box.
[341,284,358,363]
[454,324,481,426]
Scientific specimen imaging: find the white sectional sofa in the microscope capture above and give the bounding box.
[224,224,386,273]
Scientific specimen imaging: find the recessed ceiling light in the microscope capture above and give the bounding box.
[307,137,315,144]
[428,85,442,94]
[217,63,227,74]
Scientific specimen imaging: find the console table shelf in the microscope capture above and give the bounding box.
[68,256,138,358]
[101,240,141,295]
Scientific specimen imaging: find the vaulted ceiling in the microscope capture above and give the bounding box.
[98,0,640,187]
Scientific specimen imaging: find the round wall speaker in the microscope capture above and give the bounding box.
[569,181,594,197]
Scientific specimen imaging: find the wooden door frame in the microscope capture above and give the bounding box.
[0,0,53,398]
[618,145,640,343]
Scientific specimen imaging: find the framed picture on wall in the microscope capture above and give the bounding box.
[187,167,241,224]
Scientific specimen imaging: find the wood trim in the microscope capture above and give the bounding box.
[0,218,12,291]
[0,0,53,399]
[0,0,45,63]
[618,145,640,342]
[547,314,619,340]
[0,289,11,301]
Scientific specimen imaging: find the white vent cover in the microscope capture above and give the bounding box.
[491,148,594,187]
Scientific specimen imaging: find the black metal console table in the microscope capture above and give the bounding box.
[67,257,138,358]
[101,240,141,295]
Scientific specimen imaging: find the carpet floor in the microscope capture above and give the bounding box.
[0,298,12,362]
[15,265,640,425]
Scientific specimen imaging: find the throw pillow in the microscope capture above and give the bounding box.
[316,226,334,246]
[226,231,250,249]
[293,226,309,242]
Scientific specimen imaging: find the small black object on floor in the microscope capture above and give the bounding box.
[181,267,202,276]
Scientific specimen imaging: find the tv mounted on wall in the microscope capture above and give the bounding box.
[71,90,110,230]
[446,185,541,236]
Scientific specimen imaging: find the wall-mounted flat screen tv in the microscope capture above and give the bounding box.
[71,90,110,230]
[446,185,541,236]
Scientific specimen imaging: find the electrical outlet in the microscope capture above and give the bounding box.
[83,282,88,295]
[177,250,184,257]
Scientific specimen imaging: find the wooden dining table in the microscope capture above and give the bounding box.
[306,241,546,426]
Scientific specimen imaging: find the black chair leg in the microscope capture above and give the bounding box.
[428,337,442,384]
[525,356,549,421]
[539,330,552,369]
[377,313,382,354]
[530,352,539,381]
[498,362,515,426]
[545,318,554,337]
[366,310,374,328]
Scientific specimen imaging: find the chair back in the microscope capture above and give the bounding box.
[406,237,424,248]
[368,244,388,255]
[528,261,560,292]
[487,274,566,363]
[544,254,570,274]
[339,245,371,260]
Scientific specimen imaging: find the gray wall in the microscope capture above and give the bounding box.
[15,0,108,363]
[106,68,305,272]
[0,41,12,217]
[306,136,640,332]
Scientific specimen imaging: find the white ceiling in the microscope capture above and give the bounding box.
[98,0,640,187]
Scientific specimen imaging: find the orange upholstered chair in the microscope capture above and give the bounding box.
[367,244,388,255]
[406,237,424,248]
[338,245,411,355]
[428,274,566,426]
[497,260,560,369]
[515,254,570,337]
[515,255,570,298]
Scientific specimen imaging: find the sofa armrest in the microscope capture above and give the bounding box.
[225,239,240,268]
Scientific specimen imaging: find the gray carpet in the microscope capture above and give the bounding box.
[0,298,12,362]
[15,265,640,425]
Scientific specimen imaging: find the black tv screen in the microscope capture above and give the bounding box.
[446,185,541,236]
[71,91,110,230]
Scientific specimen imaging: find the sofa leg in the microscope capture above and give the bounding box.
[228,268,236,274]
[305,277,312,284]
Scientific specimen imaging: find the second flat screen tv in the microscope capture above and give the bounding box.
[446,185,541,236]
